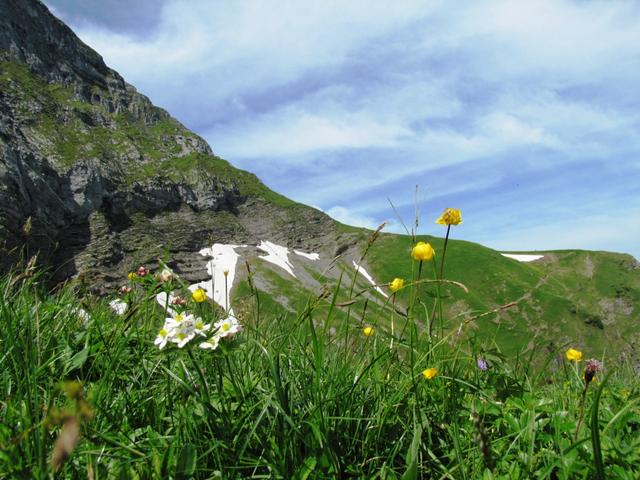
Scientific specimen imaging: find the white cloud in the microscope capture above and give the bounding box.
[480,210,640,259]
[325,206,381,230]
[210,110,411,158]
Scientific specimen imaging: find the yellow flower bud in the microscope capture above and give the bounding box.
[363,326,375,337]
[435,208,462,226]
[192,288,207,303]
[411,242,435,261]
[565,348,583,362]
[390,278,404,293]
[127,272,137,281]
[422,367,438,380]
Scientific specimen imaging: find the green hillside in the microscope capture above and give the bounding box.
[366,233,640,360]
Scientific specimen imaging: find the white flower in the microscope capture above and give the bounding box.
[170,318,196,348]
[164,312,190,330]
[109,299,127,315]
[154,328,170,350]
[193,317,211,337]
[199,336,220,350]
[214,315,243,339]
[156,267,177,283]
[74,307,91,324]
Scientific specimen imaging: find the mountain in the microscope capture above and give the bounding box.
[0,0,347,290]
[1,0,638,362]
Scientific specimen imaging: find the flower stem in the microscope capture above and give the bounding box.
[187,348,211,403]
[575,381,590,440]
[439,224,451,280]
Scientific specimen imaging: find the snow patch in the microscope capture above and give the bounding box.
[501,253,544,262]
[258,240,296,277]
[294,249,320,261]
[353,260,389,298]
[156,292,178,316]
[189,243,247,314]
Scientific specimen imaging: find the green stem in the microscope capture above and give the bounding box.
[429,259,443,338]
[439,224,451,280]
[187,348,211,402]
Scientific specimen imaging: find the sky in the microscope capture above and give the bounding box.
[45,0,640,258]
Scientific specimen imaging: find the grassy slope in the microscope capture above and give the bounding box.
[1,262,640,478]
[367,233,640,359]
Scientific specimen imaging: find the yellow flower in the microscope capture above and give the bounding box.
[435,208,462,226]
[363,326,375,337]
[127,272,137,281]
[411,242,435,261]
[565,348,583,362]
[422,367,438,380]
[192,288,207,303]
[390,277,404,293]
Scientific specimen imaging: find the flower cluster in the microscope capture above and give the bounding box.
[584,358,602,383]
[154,311,242,351]
[435,208,462,226]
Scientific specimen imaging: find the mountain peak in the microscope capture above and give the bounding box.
[0,0,339,290]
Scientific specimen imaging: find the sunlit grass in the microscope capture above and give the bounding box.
[1,210,639,479]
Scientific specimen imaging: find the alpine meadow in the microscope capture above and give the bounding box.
[1,1,639,478]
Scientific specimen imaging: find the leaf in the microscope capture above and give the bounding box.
[590,373,610,480]
[401,422,423,480]
[67,347,89,372]
[293,456,317,480]
[175,444,196,480]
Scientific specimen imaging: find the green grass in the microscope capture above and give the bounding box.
[366,233,640,358]
[1,248,639,479]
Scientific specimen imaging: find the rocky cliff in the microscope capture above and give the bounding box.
[0,0,340,291]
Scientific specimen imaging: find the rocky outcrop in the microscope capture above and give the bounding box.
[0,0,340,291]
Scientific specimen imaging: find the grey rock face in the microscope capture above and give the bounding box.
[0,0,341,291]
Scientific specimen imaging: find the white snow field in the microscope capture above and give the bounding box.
[352,260,389,298]
[293,249,320,261]
[188,243,247,314]
[501,253,544,262]
[257,240,296,277]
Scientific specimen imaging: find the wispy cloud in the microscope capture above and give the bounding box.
[45,0,640,258]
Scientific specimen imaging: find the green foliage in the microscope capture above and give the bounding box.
[367,234,640,357]
[1,248,638,479]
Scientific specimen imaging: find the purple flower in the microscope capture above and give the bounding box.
[477,358,488,371]
[584,359,603,383]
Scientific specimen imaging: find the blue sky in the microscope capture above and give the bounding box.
[46,0,640,258]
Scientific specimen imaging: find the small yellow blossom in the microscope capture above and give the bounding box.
[192,288,207,303]
[422,367,438,380]
[435,208,462,226]
[390,278,404,293]
[411,242,435,261]
[363,326,375,337]
[127,272,137,281]
[565,348,583,362]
